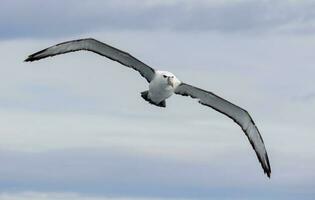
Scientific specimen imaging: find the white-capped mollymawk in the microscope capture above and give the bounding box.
[25,38,271,178]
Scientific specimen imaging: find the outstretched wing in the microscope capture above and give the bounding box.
[175,83,271,177]
[25,38,156,82]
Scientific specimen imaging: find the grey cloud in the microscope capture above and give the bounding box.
[292,92,315,102]
[0,192,183,200]
[0,148,314,199]
[1,22,315,199]
[1,0,315,39]
[0,149,256,198]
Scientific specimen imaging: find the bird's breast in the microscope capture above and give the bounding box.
[148,79,174,103]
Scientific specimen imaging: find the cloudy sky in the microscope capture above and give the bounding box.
[1,0,315,199]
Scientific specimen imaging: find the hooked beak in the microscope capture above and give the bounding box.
[167,77,174,87]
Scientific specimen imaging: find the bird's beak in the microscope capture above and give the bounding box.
[167,77,174,87]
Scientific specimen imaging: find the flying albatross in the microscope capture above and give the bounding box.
[25,38,271,177]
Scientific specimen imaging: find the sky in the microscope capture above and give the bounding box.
[0,0,315,199]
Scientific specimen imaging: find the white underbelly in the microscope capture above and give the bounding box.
[148,82,174,103]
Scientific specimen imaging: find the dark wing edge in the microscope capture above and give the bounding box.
[175,83,271,178]
[24,38,156,82]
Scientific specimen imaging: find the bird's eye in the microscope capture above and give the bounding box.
[163,75,167,78]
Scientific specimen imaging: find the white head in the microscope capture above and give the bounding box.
[156,70,181,88]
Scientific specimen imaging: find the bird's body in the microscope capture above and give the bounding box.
[25,38,271,178]
[147,71,181,106]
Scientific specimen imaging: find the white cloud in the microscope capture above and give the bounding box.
[0,30,315,198]
[0,192,185,200]
[2,0,315,39]
[1,30,315,159]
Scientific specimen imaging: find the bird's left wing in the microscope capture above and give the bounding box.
[24,38,156,82]
[175,83,271,177]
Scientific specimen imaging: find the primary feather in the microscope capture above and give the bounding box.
[175,83,271,177]
[25,38,155,82]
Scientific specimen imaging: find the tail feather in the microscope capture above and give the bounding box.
[141,91,166,108]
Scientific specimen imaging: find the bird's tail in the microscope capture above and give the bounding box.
[141,91,166,108]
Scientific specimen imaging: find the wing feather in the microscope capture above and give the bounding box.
[175,83,271,177]
[25,38,155,82]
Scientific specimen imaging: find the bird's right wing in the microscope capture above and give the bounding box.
[25,38,156,82]
[175,83,271,177]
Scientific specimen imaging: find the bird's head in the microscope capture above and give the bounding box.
[157,71,181,88]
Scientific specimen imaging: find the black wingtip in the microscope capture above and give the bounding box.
[24,54,41,62]
[265,167,271,178]
[24,47,48,62]
[24,57,32,62]
[265,159,271,178]
[265,170,271,178]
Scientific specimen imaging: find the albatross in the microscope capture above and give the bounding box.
[25,38,271,177]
